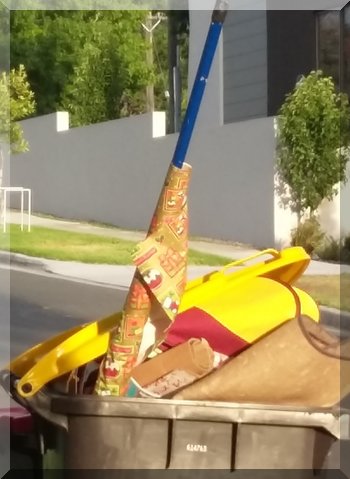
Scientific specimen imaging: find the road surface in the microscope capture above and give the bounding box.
[3,267,126,360]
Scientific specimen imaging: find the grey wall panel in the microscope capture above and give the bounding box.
[7,113,276,248]
[223,65,267,86]
[225,42,267,62]
[188,7,224,129]
[223,10,268,124]
[223,97,268,121]
[225,81,268,104]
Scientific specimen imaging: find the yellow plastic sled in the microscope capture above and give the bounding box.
[8,247,319,398]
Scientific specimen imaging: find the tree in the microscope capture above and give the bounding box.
[10,10,153,126]
[10,10,189,129]
[10,11,82,115]
[0,2,9,72]
[0,65,36,219]
[167,10,189,132]
[276,70,350,222]
[60,11,151,126]
[0,65,36,153]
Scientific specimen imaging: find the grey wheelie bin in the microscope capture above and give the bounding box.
[10,383,349,478]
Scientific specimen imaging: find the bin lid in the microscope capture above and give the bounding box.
[180,247,310,312]
[262,247,310,284]
[8,247,312,399]
[219,246,310,285]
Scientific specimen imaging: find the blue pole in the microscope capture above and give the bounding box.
[171,1,228,169]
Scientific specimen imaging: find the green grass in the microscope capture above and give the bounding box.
[0,224,233,266]
[2,225,349,311]
[296,274,350,312]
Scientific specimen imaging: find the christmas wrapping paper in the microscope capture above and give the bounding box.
[95,163,192,396]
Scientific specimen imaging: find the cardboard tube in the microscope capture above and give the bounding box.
[131,338,214,388]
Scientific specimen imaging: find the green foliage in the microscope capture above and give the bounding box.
[10,11,151,124]
[0,65,36,153]
[59,11,151,126]
[10,10,189,128]
[343,235,350,263]
[276,71,350,217]
[315,236,342,262]
[315,234,350,264]
[10,10,176,127]
[152,18,169,113]
[0,3,9,72]
[290,216,325,255]
[344,235,350,253]
[339,235,350,263]
[11,11,80,115]
[178,26,189,121]
[148,13,188,116]
[165,9,189,132]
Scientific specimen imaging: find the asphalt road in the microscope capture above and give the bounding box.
[1,266,126,360]
[2,265,349,369]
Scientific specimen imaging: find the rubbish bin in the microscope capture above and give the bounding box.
[11,382,349,478]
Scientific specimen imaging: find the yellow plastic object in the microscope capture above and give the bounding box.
[182,278,319,344]
[180,247,310,311]
[8,247,317,398]
[12,312,121,398]
[9,314,119,380]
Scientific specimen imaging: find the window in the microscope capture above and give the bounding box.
[316,3,350,96]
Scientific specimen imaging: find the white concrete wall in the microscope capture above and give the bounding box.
[274,167,350,248]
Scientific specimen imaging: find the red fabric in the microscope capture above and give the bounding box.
[162,307,249,356]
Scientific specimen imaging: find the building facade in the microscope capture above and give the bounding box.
[189,3,350,127]
[187,2,350,245]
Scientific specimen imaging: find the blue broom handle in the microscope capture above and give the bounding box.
[171,0,228,169]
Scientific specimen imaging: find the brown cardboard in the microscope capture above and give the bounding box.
[131,338,214,387]
[174,316,350,407]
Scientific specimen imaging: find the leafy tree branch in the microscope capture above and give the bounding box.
[276,71,350,221]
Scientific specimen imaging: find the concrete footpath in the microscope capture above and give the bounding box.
[5,210,350,284]
[2,250,350,290]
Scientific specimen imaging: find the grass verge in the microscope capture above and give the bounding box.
[0,224,233,266]
[2,225,349,311]
[296,274,350,312]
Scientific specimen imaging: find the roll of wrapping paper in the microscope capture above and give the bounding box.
[95,1,228,396]
[95,164,192,396]
[174,316,350,408]
[129,338,214,398]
